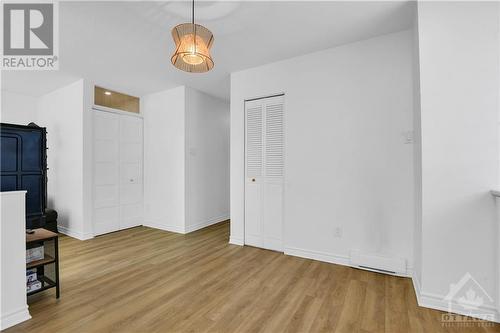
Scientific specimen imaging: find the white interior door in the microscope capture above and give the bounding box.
[93,111,120,235]
[93,109,143,236]
[245,95,284,252]
[119,116,143,229]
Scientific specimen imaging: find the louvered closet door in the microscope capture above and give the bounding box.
[245,95,284,252]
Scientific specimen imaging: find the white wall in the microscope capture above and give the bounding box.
[37,79,90,239]
[1,91,38,125]
[0,191,31,330]
[143,86,230,234]
[185,87,230,232]
[412,13,423,288]
[143,86,186,233]
[231,30,415,269]
[82,81,94,238]
[2,80,93,240]
[415,1,499,316]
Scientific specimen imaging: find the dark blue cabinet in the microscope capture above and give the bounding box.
[1,123,47,228]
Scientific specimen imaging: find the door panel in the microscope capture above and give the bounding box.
[244,180,262,248]
[94,112,119,139]
[94,206,119,235]
[94,140,119,162]
[94,185,119,208]
[120,184,142,205]
[120,142,142,163]
[263,181,283,251]
[121,203,143,229]
[119,115,143,229]
[93,110,143,236]
[120,116,142,142]
[93,112,120,235]
[95,162,119,185]
[120,163,142,185]
[244,95,284,252]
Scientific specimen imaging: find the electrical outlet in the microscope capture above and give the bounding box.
[334,226,343,238]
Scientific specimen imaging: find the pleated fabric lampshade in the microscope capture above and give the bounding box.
[171,23,214,73]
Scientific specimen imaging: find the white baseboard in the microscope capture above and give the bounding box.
[228,240,412,278]
[285,246,413,277]
[350,250,407,276]
[412,273,423,305]
[229,236,244,246]
[184,213,229,234]
[142,220,185,234]
[1,306,31,330]
[406,264,414,277]
[145,214,229,234]
[284,246,351,267]
[57,225,93,240]
[411,275,499,323]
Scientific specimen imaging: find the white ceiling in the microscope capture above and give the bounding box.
[1,1,415,100]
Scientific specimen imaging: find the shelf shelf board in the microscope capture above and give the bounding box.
[26,228,58,243]
[27,275,56,296]
[27,254,55,269]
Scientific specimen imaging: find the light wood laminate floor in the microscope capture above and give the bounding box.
[7,221,500,333]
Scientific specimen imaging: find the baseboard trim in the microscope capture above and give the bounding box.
[229,236,244,246]
[142,221,185,234]
[57,225,93,240]
[411,275,499,323]
[1,306,31,330]
[185,213,229,234]
[412,273,423,305]
[284,246,350,267]
[284,246,413,277]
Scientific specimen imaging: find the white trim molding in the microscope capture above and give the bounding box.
[0,305,31,330]
[92,105,143,118]
[144,214,229,235]
[185,214,229,234]
[229,236,244,246]
[0,191,30,330]
[142,221,185,234]
[284,246,350,267]
[412,275,500,323]
[57,225,94,241]
[284,246,413,278]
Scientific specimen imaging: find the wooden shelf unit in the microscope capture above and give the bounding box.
[26,228,60,298]
[27,254,55,269]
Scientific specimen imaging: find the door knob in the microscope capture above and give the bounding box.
[251,178,256,182]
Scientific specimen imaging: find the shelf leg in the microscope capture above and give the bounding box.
[55,237,60,299]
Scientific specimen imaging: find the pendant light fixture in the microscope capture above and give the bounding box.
[171,0,214,73]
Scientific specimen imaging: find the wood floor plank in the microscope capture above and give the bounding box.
[6,221,500,333]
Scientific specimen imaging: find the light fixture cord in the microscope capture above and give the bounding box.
[192,0,197,54]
